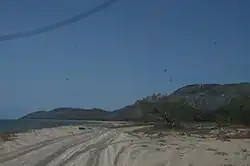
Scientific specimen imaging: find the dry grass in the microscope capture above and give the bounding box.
[215,151,229,156]
[130,122,250,143]
[0,132,17,142]
[103,122,148,129]
[216,135,231,141]
[155,148,160,151]
[207,148,217,152]
[230,130,250,139]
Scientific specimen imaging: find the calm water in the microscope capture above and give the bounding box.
[0,119,102,133]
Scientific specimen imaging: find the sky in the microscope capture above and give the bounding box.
[0,0,249,118]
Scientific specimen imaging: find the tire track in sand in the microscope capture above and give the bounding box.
[59,131,117,166]
[113,144,133,166]
[113,139,153,166]
[0,131,90,163]
[61,131,147,166]
[34,130,107,166]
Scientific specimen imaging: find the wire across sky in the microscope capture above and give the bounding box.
[0,0,119,42]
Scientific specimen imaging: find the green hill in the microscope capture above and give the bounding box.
[214,96,250,125]
[20,83,250,126]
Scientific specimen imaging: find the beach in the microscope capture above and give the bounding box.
[0,123,249,166]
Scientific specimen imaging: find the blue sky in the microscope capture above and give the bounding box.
[0,0,249,118]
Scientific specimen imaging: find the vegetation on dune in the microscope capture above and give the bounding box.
[214,96,250,126]
[134,100,202,128]
[0,132,17,142]
[137,95,250,127]
[137,100,200,122]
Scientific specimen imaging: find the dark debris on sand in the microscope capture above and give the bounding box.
[0,132,18,142]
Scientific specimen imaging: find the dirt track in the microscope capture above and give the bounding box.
[0,126,249,166]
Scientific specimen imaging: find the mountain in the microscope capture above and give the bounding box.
[21,108,111,120]
[20,83,250,125]
[159,82,250,111]
[106,104,144,121]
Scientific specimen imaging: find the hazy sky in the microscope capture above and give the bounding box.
[0,0,249,118]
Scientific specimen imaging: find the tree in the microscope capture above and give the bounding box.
[149,108,176,128]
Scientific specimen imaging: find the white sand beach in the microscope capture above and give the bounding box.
[0,124,249,166]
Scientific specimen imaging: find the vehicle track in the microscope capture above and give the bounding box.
[59,130,117,166]
[113,143,133,166]
[34,130,110,166]
[0,130,92,163]
[1,128,155,166]
[59,131,149,166]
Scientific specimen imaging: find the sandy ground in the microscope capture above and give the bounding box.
[0,124,250,166]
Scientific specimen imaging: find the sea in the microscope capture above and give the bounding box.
[0,119,102,133]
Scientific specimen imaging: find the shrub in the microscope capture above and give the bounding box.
[0,132,17,142]
[214,96,250,126]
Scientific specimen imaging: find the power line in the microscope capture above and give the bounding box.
[0,0,119,42]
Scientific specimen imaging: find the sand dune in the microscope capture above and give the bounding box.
[0,125,249,166]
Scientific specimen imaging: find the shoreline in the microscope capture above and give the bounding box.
[0,119,132,133]
[0,123,250,166]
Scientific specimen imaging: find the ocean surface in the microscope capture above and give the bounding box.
[0,119,102,133]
